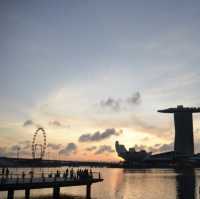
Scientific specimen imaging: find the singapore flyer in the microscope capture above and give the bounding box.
[32,127,47,159]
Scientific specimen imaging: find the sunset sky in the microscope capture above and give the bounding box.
[1,1,200,161]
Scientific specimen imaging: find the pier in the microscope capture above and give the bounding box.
[0,169,103,199]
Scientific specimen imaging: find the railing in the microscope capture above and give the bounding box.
[0,169,103,199]
[0,170,102,185]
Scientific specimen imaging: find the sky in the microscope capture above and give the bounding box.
[1,0,200,161]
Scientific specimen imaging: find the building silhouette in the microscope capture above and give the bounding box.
[115,105,200,167]
[158,105,200,156]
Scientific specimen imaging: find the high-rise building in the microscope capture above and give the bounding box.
[158,105,200,156]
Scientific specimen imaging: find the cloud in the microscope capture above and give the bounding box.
[195,128,200,134]
[140,136,150,142]
[48,120,70,128]
[100,98,121,111]
[132,116,170,138]
[131,142,173,154]
[6,149,31,158]
[23,120,43,128]
[23,120,34,127]
[131,144,146,151]
[18,140,31,150]
[92,114,170,140]
[59,143,77,156]
[10,141,31,151]
[79,128,122,142]
[85,146,97,151]
[154,144,161,147]
[99,92,142,112]
[95,145,115,155]
[5,142,32,158]
[194,129,200,153]
[47,143,62,150]
[127,92,141,105]
[49,120,62,127]
[157,143,173,153]
[0,147,6,157]
[11,145,21,151]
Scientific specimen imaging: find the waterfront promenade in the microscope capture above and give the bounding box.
[0,169,103,199]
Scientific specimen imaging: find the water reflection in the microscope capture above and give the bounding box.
[1,167,199,199]
[121,169,177,199]
[176,168,195,199]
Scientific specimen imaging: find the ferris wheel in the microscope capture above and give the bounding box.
[32,127,47,159]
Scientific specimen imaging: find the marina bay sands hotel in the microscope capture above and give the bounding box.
[116,105,200,165]
[158,105,199,156]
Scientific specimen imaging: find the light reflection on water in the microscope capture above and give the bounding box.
[1,167,200,199]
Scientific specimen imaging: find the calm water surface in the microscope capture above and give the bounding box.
[1,167,199,199]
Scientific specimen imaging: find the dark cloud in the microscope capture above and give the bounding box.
[5,142,32,158]
[92,115,170,140]
[47,143,62,150]
[23,120,43,128]
[79,128,122,142]
[6,149,31,158]
[85,146,97,151]
[100,98,121,111]
[1,140,32,158]
[95,145,115,155]
[10,141,31,152]
[127,92,141,105]
[132,142,173,154]
[99,92,142,112]
[59,143,77,156]
[23,120,34,127]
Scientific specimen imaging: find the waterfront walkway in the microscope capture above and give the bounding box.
[0,169,103,199]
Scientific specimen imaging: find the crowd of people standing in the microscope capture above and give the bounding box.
[51,168,93,180]
[0,167,96,183]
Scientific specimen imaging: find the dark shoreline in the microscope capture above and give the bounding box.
[1,157,200,169]
[0,157,121,168]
